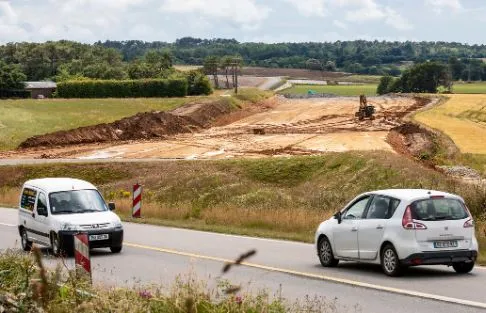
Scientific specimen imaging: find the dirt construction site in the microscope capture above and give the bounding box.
[2,94,437,160]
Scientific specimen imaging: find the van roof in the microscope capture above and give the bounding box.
[24,178,97,193]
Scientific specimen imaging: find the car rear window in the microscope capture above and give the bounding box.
[411,198,469,221]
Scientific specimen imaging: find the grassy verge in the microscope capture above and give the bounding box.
[0,250,337,313]
[453,82,486,94]
[0,152,485,263]
[279,84,378,96]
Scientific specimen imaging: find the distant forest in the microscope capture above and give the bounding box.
[1,37,486,81]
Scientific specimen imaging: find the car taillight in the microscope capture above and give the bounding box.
[464,218,474,228]
[402,206,427,230]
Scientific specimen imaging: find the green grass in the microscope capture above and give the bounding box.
[0,97,198,151]
[279,84,378,96]
[453,82,486,94]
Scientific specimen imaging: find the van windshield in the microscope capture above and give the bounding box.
[411,198,469,221]
[49,190,108,215]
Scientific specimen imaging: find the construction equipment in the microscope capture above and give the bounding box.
[355,95,375,120]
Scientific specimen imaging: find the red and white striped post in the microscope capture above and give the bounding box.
[132,183,142,218]
[74,233,91,280]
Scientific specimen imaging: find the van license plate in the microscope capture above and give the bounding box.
[89,234,109,241]
[434,240,458,248]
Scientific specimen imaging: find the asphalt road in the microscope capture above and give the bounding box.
[0,208,485,313]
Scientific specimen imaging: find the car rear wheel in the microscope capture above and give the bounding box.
[381,244,403,276]
[110,246,122,253]
[318,237,339,267]
[452,262,474,274]
[20,229,32,252]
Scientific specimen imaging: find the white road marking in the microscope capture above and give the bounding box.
[126,242,486,310]
[0,222,15,227]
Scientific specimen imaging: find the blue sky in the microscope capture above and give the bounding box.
[0,0,485,44]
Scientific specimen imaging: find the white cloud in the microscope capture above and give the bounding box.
[161,0,271,30]
[426,0,462,13]
[284,0,327,17]
[333,20,348,29]
[384,7,414,30]
[0,1,17,23]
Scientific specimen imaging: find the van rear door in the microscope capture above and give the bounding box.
[19,187,38,242]
[411,197,473,252]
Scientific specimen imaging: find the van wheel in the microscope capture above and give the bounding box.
[21,229,32,252]
[452,262,474,274]
[110,246,122,253]
[318,237,339,267]
[51,233,62,257]
[381,244,403,277]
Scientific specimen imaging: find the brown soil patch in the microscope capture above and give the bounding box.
[387,123,437,160]
[240,67,350,80]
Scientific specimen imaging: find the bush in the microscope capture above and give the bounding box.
[57,79,188,98]
[377,75,395,95]
[186,70,212,95]
[0,89,31,99]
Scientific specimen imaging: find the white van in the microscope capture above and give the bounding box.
[18,178,123,255]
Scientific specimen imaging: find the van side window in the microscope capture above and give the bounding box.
[21,188,37,211]
[37,192,48,214]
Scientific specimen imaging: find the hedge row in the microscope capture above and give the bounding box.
[56,79,188,98]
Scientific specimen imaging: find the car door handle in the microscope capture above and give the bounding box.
[351,227,358,232]
[376,225,384,229]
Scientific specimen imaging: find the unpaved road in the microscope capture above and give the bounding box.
[0,208,484,313]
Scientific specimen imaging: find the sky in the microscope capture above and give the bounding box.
[1,0,486,44]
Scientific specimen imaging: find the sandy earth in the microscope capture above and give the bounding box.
[68,95,420,160]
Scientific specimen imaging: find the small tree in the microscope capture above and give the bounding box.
[203,56,220,88]
[0,61,26,90]
[377,75,395,95]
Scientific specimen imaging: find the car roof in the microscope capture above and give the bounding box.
[366,189,463,202]
[23,178,97,193]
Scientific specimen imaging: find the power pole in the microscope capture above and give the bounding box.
[231,57,242,94]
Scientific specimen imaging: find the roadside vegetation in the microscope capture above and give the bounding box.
[0,152,484,264]
[0,250,336,313]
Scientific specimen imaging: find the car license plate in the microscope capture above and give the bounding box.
[434,240,458,248]
[89,234,109,241]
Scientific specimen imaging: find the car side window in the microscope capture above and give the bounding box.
[20,188,37,211]
[37,192,48,215]
[366,195,401,219]
[343,197,370,220]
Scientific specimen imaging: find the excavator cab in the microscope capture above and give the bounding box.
[355,95,375,120]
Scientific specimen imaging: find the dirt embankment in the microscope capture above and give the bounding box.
[19,99,237,149]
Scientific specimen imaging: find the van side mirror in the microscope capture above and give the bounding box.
[108,202,116,211]
[334,211,342,224]
[38,206,48,217]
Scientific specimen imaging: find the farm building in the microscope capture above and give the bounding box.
[24,81,57,99]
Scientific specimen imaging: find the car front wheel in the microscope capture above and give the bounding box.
[452,262,474,274]
[51,233,63,257]
[318,237,339,267]
[110,246,122,253]
[381,244,403,276]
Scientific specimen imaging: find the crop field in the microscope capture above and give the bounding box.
[278,84,378,96]
[0,97,208,151]
[414,94,486,154]
[453,82,486,94]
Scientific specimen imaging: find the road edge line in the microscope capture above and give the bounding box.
[125,242,486,310]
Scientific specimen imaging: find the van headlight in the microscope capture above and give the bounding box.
[61,223,82,231]
[113,221,123,230]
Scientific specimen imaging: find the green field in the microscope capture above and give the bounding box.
[280,84,378,96]
[0,97,199,151]
[452,82,486,94]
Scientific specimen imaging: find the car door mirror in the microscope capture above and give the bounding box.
[37,206,48,217]
[108,202,116,211]
[334,211,342,224]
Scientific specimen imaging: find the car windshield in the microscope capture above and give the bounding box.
[411,198,469,221]
[49,189,108,215]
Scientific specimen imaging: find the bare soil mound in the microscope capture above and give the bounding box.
[19,99,235,149]
[387,123,437,160]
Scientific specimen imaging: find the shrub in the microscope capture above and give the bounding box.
[57,79,188,98]
[186,70,213,95]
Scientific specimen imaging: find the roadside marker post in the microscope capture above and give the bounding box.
[74,233,91,282]
[132,183,142,218]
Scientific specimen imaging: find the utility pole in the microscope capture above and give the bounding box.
[231,57,242,94]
